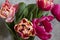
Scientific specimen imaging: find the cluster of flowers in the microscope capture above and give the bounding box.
[37,0,60,21]
[0,0,60,40]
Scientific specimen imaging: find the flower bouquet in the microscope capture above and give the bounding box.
[0,0,60,40]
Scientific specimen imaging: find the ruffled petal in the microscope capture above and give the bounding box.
[32,16,53,40]
[0,0,17,23]
[38,16,54,22]
[47,16,54,21]
[5,17,14,22]
[36,26,51,40]
[14,18,35,39]
[42,20,52,33]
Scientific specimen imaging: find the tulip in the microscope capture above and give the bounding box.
[32,16,54,40]
[0,0,18,22]
[37,0,54,11]
[14,18,35,39]
[51,4,60,21]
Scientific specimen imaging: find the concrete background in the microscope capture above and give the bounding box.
[0,0,60,40]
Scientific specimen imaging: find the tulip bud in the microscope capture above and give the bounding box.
[37,0,54,11]
[14,18,35,39]
[51,4,60,21]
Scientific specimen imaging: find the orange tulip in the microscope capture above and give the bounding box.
[14,18,35,39]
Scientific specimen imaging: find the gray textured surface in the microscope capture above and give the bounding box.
[0,0,60,40]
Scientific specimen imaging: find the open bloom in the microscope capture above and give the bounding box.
[14,18,35,39]
[0,0,18,22]
[32,16,54,40]
[37,0,54,11]
[51,4,60,21]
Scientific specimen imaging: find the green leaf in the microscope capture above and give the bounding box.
[16,4,37,22]
[15,2,26,24]
[26,4,38,20]
[15,33,23,40]
[5,22,14,34]
[35,7,38,18]
[5,22,17,40]
[18,2,26,16]
[16,14,24,24]
[23,7,28,17]
[5,21,15,30]
[37,10,43,18]
[32,7,38,18]
[16,7,28,23]
[27,4,36,13]
[28,36,35,40]
[28,12,33,21]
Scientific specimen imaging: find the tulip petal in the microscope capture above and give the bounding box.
[5,17,14,22]
[51,4,60,21]
[47,16,54,21]
[32,18,38,28]
[36,26,51,40]
[38,16,54,22]
[42,20,52,33]
[37,0,54,11]
[0,10,7,18]
[37,16,53,32]
[13,4,19,13]
[2,0,11,9]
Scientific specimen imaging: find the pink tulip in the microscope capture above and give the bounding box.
[0,0,18,22]
[51,4,60,21]
[14,18,35,39]
[32,16,54,40]
[37,0,54,11]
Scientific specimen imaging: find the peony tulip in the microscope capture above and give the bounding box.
[37,0,54,11]
[14,18,35,39]
[51,4,60,21]
[0,0,18,22]
[32,16,54,40]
